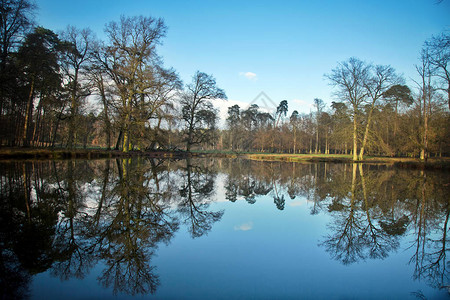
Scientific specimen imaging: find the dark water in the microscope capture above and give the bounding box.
[1,158,449,299]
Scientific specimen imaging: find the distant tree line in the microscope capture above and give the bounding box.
[219,45,449,160]
[0,0,448,159]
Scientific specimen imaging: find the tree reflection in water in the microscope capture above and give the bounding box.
[0,158,223,297]
[320,164,401,264]
[177,158,224,238]
[89,158,179,295]
[0,158,448,297]
[222,159,449,292]
[407,170,450,291]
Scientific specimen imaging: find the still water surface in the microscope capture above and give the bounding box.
[1,158,449,299]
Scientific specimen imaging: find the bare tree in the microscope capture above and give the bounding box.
[87,55,113,149]
[99,15,167,152]
[0,0,36,69]
[414,48,435,161]
[0,0,36,119]
[325,57,370,160]
[59,26,95,148]
[426,32,450,110]
[181,71,226,152]
[141,65,182,150]
[314,98,325,153]
[359,65,399,160]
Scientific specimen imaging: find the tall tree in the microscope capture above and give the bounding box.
[139,65,182,150]
[226,104,240,150]
[275,100,288,127]
[313,98,325,153]
[0,0,36,126]
[87,57,113,149]
[290,110,299,154]
[242,104,259,131]
[59,26,94,149]
[325,57,370,160]
[181,71,226,152]
[415,48,434,161]
[17,27,61,146]
[382,84,413,138]
[271,100,288,152]
[359,65,399,160]
[241,104,260,150]
[330,101,352,154]
[99,15,167,152]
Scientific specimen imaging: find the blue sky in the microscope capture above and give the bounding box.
[36,0,450,115]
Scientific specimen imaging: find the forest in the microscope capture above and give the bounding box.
[1,0,449,160]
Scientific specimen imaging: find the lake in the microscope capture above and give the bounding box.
[0,158,449,299]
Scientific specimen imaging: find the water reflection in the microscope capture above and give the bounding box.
[0,158,222,298]
[221,160,449,292]
[0,158,448,298]
[320,164,402,264]
[178,158,224,238]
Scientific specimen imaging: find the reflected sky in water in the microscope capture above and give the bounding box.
[0,158,448,299]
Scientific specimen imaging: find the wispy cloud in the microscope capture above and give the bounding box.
[234,221,253,231]
[239,71,258,81]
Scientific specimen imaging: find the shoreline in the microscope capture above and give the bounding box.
[0,148,449,170]
[242,153,450,171]
[0,147,190,161]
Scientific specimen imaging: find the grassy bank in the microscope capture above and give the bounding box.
[243,153,450,170]
[245,153,354,163]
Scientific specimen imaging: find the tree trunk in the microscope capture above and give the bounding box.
[352,110,358,161]
[359,106,375,160]
[186,107,196,152]
[32,101,42,146]
[67,70,79,149]
[293,130,297,154]
[23,77,35,147]
[421,106,428,161]
[186,132,192,152]
[123,126,130,152]
[99,76,111,150]
[448,82,450,111]
[420,86,430,161]
[115,130,123,150]
[309,137,312,154]
[394,100,398,138]
[315,125,319,153]
[122,104,133,152]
